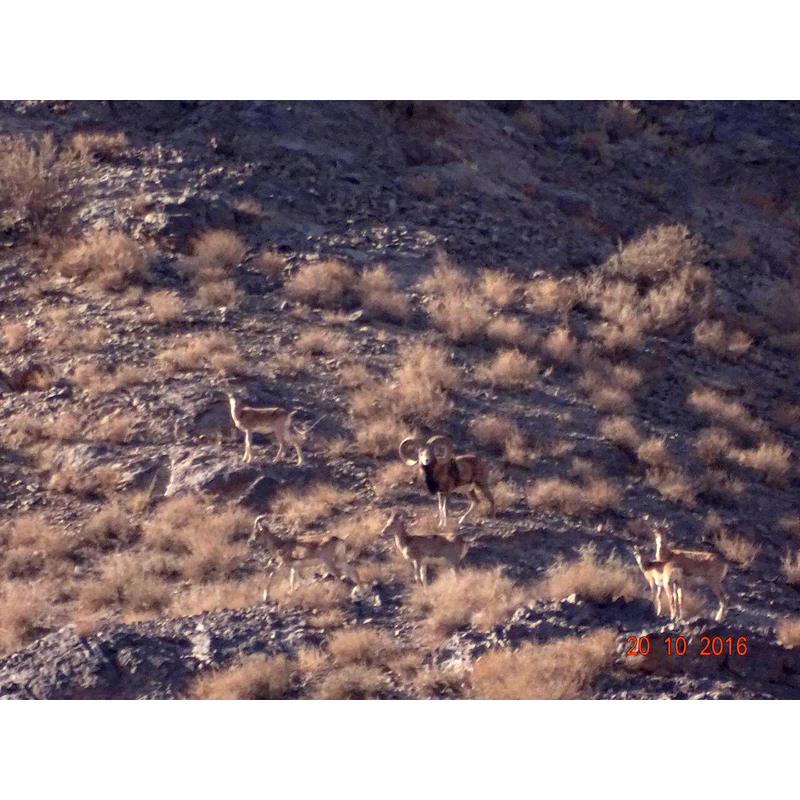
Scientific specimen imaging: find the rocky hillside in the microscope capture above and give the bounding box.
[2,100,800,699]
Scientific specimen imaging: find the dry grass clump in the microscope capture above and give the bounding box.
[599,416,643,453]
[295,328,349,356]
[478,270,521,308]
[407,568,525,640]
[188,655,294,699]
[486,316,536,350]
[69,131,128,161]
[541,327,578,364]
[693,320,752,360]
[285,260,357,308]
[169,577,263,617]
[526,476,621,516]
[268,577,350,612]
[0,134,71,232]
[327,628,399,666]
[147,291,184,324]
[387,341,459,422]
[371,461,416,500]
[474,349,538,389]
[43,411,83,442]
[736,442,792,485]
[645,468,696,507]
[80,552,171,615]
[0,582,52,654]
[358,264,412,323]
[598,101,642,137]
[470,414,527,465]
[526,277,579,312]
[535,545,640,603]
[313,665,387,699]
[157,332,244,375]
[782,551,800,587]
[2,321,28,353]
[191,230,247,270]
[88,411,134,444]
[778,516,800,538]
[272,482,354,527]
[428,292,490,344]
[469,629,616,700]
[636,437,675,469]
[195,278,243,308]
[776,619,800,648]
[694,427,735,465]
[603,223,702,284]
[588,385,633,414]
[418,250,470,296]
[254,248,286,277]
[699,469,747,506]
[48,465,123,498]
[327,509,386,555]
[54,231,153,291]
[687,388,765,441]
[713,531,761,568]
[354,415,410,458]
[79,502,139,552]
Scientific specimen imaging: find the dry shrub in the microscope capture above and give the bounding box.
[526,477,621,516]
[80,552,171,615]
[693,320,752,360]
[699,469,747,506]
[588,385,633,414]
[492,479,523,514]
[328,628,399,666]
[54,231,153,291]
[0,582,51,653]
[89,411,134,444]
[526,277,579,312]
[599,416,642,453]
[418,250,470,296]
[78,502,139,553]
[637,438,675,469]
[147,291,184,324]
[328,509,386,555]
[414,666,465,698]
[428,292,489,343]
[470,414,527,464]
[598,101,642,137]
[192,230,246,270]
[358,265,412,323]
[0,134,71,231]
[541,327,577,364]
[272,482,354,527]
[470,629,616,700]
[407,568,525,640]
[69,131,128,161]
[736,442,792,485]
[271,349,311,377]
[188,655,293,699]
[338,362,373,389]
[157,332,243,375]
[295,328,349,356]
[371,461,416,500]
[535,545,640,603]
[694,427,735,465]
[43,411,83,442]
[486,317,536,350]
[778,516,800,538]
[777,619,800,648]
[354,415,410,458]
[255,249,286,277]
[195,279,243,308]
[313,665,387,699]
[169,577,263,617]
[603,224,702,285]
[268,577,349,612]
[2,321,28,353]
[389,341,459,422]
[474,349,538,389]
[782,552,800,587]
[645,468,696,507]
[478,270,521,308]
[286,260,356,308]
[714,531,761,568]
[48,464,122,498]
[687,388,765,441]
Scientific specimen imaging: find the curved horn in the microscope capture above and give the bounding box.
[399,436,422,466]
[427,434,454,460]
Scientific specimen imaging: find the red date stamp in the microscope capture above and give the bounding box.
[625,635,748,657]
